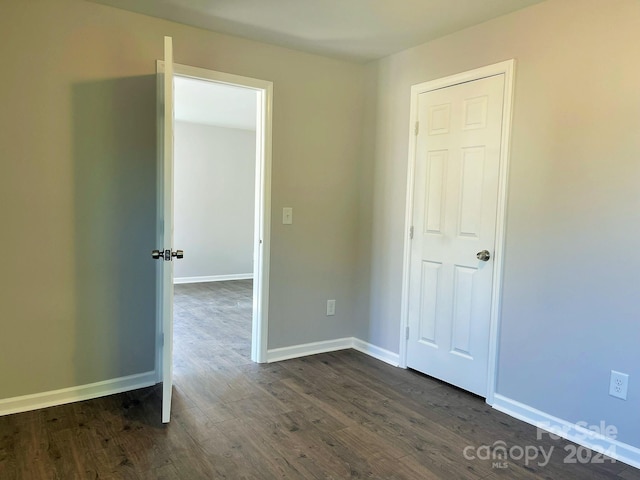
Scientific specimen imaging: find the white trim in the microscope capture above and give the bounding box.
[253,80,273,364]
[493,394,640,470]
[485,60,516,405]
[399,60,516,403]
[267,337,400,367]
[0,371,156,417]
[398,75,420,369]
[267,338,353,363]
[174,273,253,284]
[169,62,273,91]
[351,338,400,367]
[156,61,272,366]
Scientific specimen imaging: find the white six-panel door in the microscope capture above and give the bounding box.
[406,74,505,397]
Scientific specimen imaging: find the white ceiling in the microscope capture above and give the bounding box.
[174,76,257,130]
[89,0,545,62]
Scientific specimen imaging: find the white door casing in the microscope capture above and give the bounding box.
[162,63,273,366]
[400,61,515,402]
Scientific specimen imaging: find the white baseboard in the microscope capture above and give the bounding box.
[492,394,640,470]
[174,273,253,284]
[267,337,400,367]
[267,337,353,363]
[0,371,157,417]
[351,338,400,367]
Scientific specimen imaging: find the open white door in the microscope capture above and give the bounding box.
[154,36,177,423]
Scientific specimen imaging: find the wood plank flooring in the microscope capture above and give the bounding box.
[1,280,638,479]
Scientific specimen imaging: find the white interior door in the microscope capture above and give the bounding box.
[406,74,505,397]
[158,36,175,423]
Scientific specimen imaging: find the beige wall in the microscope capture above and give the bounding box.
[173,122,255,280]
[0,0,365,399]
[361,0,640,447]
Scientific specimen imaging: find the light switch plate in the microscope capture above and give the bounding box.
[326,299,336,316]
[282,207,293,225]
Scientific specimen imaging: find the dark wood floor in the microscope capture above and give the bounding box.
[1,280,639,479]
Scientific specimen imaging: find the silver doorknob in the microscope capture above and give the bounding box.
[476,250,491,262]
[151,249,184,260]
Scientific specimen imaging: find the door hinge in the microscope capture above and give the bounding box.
[405,326,410,340]
[409,226,414,239]
[414,121,419,136]
[160,333,165,347]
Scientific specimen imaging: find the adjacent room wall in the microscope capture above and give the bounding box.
[0,0,365,401]
[361,0,640,448]
[173,121,256,281]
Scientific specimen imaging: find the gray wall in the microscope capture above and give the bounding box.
[0,0,364,399]
[360,0,640,448]
[174,122,255,280]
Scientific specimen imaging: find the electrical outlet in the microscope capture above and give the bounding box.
[326,299,336,316]
[609,370,629,400]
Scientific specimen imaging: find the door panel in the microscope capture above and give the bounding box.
[451,265,476,357]
[459,147,485,237]
[406,74,505,397]
[424,150,446,234]
[418,261,440,345]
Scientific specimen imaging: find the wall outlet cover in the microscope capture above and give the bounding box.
[609,370,629,400]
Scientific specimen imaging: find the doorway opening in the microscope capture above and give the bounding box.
[167,63,272,371]
[173,75,258,371]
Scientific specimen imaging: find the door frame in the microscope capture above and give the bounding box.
[155,61,273,372]
[398,60,515,405]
